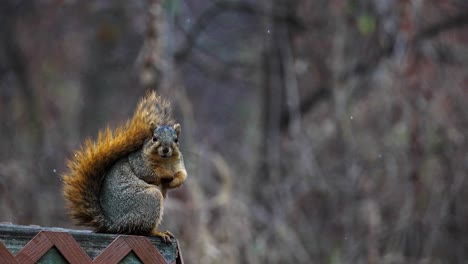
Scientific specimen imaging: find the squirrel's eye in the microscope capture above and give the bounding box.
[174,138,179,143]
[152,136,158,142]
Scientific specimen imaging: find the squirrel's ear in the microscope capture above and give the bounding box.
[174,123,181,137]
[149,121,157,133]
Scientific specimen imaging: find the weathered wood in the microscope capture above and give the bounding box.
[125,236,169,263]
[0,223,178,263]
[175,239,184,264]
[0,241,16,264]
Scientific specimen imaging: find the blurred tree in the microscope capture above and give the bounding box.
[0,0,468,263]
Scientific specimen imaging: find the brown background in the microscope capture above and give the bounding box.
[0,0,468,263]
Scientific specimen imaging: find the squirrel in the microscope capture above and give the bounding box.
[62,91,187,242]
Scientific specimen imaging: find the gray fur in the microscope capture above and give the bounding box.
[128,149,160,184]
[98,125,184,235]
[99,149,163,234]
[151,126,179,158]
[154,126,177,146]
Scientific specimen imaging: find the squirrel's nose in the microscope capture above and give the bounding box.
[162,147,169,154]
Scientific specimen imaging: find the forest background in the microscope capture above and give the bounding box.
[1,0,467,263]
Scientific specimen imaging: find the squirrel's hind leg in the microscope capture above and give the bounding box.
[150,228,174,243]
[147,186,174,243]
[101,177,165,235]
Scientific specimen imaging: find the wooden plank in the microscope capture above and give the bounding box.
[0,241,17,264]
[45,232,93,263]
[15,231,54,264]
[176,240,184,264]
[124,236,167,264]
[0,223,178,263]
[93,236,131,264]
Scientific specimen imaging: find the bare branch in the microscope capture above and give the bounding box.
[415,11,468,42]
[280,86,330,131]
[174,1,305,63]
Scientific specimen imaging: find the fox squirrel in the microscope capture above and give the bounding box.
[62,91,187,242]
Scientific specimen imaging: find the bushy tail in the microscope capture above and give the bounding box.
[62,91,174,230]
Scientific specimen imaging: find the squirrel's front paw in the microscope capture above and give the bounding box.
[166,171,187,189]
[160,176,174,185]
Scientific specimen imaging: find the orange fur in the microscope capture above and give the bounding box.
[62,91,174,230]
